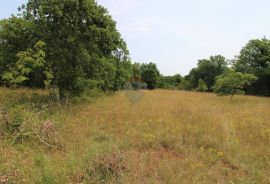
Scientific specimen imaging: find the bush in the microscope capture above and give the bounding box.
[178,79,193,90]
[86,150,129,182]
[196,79,208,92]
[0,105,63,148]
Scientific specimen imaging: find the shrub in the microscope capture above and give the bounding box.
[196,79,208,92]
[86,150,129,182]
[178,79,193,90]
[0,105,63,149]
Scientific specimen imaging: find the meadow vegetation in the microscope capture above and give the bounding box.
[0,1,269,183]
[0,88,270,183]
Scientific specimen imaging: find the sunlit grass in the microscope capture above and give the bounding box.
[0,88,270,183]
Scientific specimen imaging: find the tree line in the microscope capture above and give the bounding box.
[174,38,270,97]
[124,38,269,98]
[0,0,269,98]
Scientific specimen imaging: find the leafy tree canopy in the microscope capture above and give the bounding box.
[213,70,257,98]
[186,55,228,90]
[0,0,130,98]
[235,38,270,96]
[141,62,160,90]
[159,74,182,89]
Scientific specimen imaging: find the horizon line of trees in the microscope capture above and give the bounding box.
[159,37,270,97]
[0,0,269,98]
[128,37,270,97]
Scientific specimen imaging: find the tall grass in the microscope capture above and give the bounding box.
[0,88,270,183]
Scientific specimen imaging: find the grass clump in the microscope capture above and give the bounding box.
[85,149,129,183]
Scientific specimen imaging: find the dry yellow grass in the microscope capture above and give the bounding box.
[0,89,270,183]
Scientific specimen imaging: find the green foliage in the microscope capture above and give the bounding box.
[141,62,160,89]
[159,74,182,89]
[213,70,257,98]
[196,79,208,92]
[0,1,270,98]
[112,44,132,91]
[177,78,193,90]
[132,62,141,79]
[0,0,130,98]
[186,55,228,91]
[2,41,51,87]
[235,38,270,96]
[129,62,147,90]
[0,17,35,83]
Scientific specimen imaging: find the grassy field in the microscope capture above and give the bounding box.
[0,88,270,183]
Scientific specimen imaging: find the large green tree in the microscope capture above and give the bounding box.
[141,62,160,90]
[186,55,228,91]
[0,0,130,98]
[234,38,270,96]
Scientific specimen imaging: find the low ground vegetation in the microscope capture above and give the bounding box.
[0,88,269,183]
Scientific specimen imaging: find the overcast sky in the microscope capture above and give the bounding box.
[1,0,270,75]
